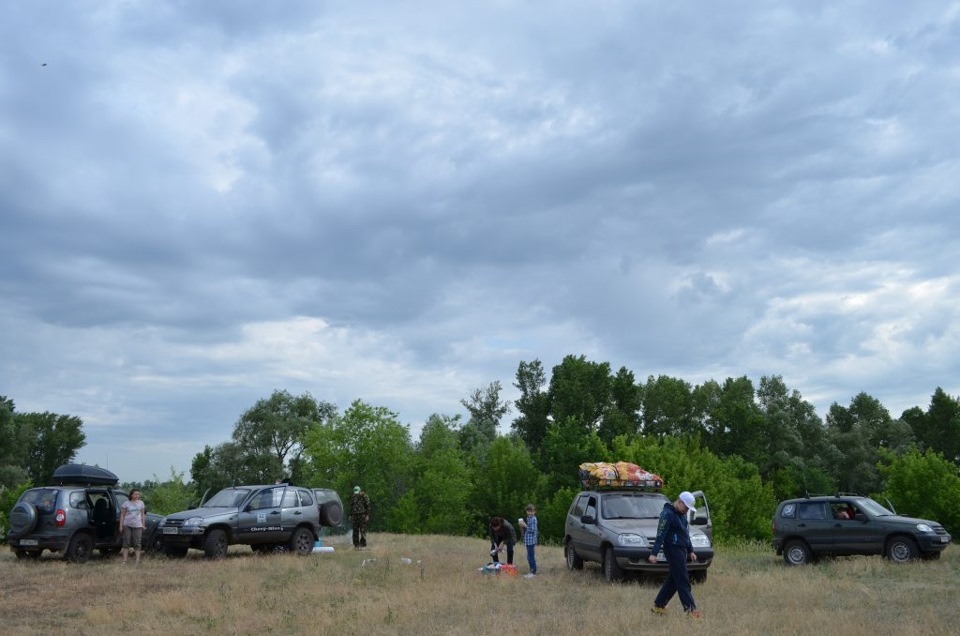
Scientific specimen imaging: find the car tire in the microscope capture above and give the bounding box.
[783,539,813,566]
[885,536,919,563]
[602,546,624,582]
[15,549,41,560]
[564,541,584,570]
[203,528,229,559]
[289,527,314,555]
[10,502,39,535]
[66,533,94,564]
[320,501,344,527]
[164,544,189,558]
[146,533,164,555]
[690,570,708,584]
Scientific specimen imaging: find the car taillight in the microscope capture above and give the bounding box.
[56,509,67,527]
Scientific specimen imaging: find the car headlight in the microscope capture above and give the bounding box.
[182,517,204,527]
[916,523,933,533]
[618,533,647,547]
[690,534,711,547]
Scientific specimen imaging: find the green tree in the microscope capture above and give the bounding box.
[906,388,960,464]
[190,441,277,498]
[640,375,697,438]
[459,381,510,458]
[597,367,641,446]
[302,400,414,531]
[0,396,29,489]
[17,411,86,486]
[542,416,608,491]
[469,436,542,535]
[548,355,612,435]
[826,392,903,494]
[612,434,776,541]
[511,359,551,458]
[878,447,960,535]
[233,389,337,479]
[393,414,474,535]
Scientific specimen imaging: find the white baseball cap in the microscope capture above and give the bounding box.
[679,491,697,513]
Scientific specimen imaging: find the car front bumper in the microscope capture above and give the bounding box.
[614,546,714,572]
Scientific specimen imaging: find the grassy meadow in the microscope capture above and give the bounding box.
[1,534,958,635]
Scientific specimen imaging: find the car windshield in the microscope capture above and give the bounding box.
[857,498,895,516]
[203,488,250,508]
[601,494,667,519]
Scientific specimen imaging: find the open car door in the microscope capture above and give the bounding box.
[687,490,712,542]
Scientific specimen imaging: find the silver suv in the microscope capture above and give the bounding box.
[158,484,340,558]
[564,486,714,582]
[6,464,164,563]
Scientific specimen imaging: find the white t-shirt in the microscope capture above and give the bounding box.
[120,499,145,528]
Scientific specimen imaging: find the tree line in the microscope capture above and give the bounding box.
[3,354,960,543]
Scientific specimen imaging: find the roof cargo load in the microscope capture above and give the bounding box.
[52,464,119,486]
[578,461,663,490]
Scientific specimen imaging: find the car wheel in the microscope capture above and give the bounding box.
[885,536,919,563]
[66,533,94,564]
[690,569,708,584]
[602,546,624,582]
[164,544,189,558]
[15,549,41,560]
[289,527,314,555]
[146,533,164,555]
[783,540,813,566]
[203,529,229,559]
[564,541,584,570]
[10,502,39,535]
[320,501,344,527]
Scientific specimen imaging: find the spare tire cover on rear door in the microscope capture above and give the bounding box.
[10,502,39,535]
[320,501,343,527]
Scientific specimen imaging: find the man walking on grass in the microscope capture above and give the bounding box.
[648,491,702,618]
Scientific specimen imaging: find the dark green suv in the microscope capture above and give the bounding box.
[772,494,951,565]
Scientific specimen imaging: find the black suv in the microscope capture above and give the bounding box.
[158,484,342,558]
[6,464,164,563]
[564,485,714,582]
[772,494,952,565]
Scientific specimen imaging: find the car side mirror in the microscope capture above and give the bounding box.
[691,517,707,526]
[580,515,596,525]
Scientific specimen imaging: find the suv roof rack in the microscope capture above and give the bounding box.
[580,478,663,491]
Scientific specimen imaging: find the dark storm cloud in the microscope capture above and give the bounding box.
[2,1,960,481]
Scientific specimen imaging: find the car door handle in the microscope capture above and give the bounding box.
[270,511,280,516]
[294,511,302,516]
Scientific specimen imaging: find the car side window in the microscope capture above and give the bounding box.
[298,489,314,507]
[281,489,299,508]
[69,491,88,509]
[798,502,828,520]
[781,503,796,519]
[585,496,598,519]
[572,495,587,518]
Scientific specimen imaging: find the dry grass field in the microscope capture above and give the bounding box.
[1,534,958,635]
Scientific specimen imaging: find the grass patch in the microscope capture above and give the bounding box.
[1,534,957,635]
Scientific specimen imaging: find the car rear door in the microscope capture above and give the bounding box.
[795,501,835,554]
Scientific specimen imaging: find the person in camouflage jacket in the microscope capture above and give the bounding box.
[350,486,371,549]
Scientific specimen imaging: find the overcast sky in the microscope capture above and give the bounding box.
[3,1,960,484]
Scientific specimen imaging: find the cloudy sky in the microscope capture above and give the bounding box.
[3,1,960,483]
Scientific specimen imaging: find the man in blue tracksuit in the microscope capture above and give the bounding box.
[648,490,701,618]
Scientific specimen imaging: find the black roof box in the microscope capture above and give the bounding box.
[52,464,119,486]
